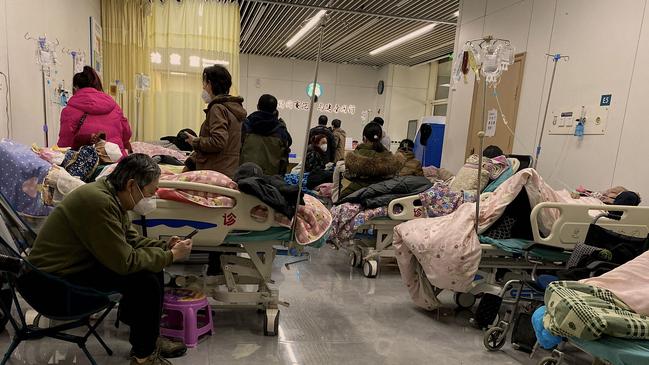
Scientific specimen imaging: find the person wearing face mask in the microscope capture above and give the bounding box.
[183,65,247,178]
[305,134,329,173]
[28,154,192,365]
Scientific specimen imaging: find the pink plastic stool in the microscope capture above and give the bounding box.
[160,289,213,347]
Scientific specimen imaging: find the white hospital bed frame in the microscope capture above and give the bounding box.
[132,180,290,336]
[343,158,522,279]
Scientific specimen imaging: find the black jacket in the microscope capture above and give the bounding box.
[338,176,432,209]
[243,111,292,147]
[235,163,302,218]
[309,126,336,162]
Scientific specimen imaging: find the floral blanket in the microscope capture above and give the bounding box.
[393,169,602,310]
[131,141,187,162]
[328,181,476,247]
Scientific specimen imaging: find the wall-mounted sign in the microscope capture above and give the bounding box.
[306,82,323,98]
[600,94,612,107]
[277,99,356,115]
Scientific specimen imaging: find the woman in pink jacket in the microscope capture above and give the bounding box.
[57,66,132,155]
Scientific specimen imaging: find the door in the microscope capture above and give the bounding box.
[466,53,526,157]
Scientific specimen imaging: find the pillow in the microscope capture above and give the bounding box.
[449,155,490,193]
[157,170,237,208]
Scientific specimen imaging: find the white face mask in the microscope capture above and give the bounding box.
[320,144,328,152]
[201,89,212,103]
[130,184,157,216]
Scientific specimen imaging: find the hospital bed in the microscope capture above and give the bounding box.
[131,180,323,336]
[343,157,523,279]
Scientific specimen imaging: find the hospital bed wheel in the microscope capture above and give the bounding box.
[483,326,506,351]
[537,356,559,365]
[362,260,379,278]
[263,309,280,336]
[454,292,477,309]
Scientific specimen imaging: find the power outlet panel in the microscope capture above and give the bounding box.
[547,105,609,135]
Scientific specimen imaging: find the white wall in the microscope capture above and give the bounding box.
[447,0,649,200]
[384,64,432,149]
[0,0,101,144]
[239,54,432,159]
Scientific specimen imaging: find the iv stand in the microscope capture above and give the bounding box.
[533,53,569,169]
[286,15,327,268]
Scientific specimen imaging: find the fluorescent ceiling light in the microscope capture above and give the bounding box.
[286,10,327,48]
[170,72,187,76]
[369,23,436,56]
[454,11,459,17]
[327,18,378,51]
[409,40,455,58]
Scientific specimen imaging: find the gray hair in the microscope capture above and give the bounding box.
[107,153,161,191]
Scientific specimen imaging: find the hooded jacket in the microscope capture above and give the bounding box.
[340,143,404,199]
[240,111,292,175]
[189,95,247,178]
[309,125,336,162]
[333,128,347,162]
[397,150,424,177]
[58,87,132,156]
[338,176,432,209]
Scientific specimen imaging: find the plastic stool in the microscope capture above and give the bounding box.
[160,289,213,347]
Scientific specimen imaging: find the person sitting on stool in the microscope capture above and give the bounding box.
[28,154,193,365]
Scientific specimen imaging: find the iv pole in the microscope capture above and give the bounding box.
[286,14,327,267]
[533,53,568,169]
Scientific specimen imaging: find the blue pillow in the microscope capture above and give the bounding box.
[483,166,513,193]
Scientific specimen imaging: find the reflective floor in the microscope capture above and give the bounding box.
[0,247,591,364]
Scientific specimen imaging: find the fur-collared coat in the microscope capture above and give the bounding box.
[339,143,404,199]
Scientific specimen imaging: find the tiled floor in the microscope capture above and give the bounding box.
[0,247,591,364]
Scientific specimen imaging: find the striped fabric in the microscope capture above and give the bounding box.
[544,281,649,340]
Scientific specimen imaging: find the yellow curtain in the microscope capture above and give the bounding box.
[102,0,240,141]
[101,0,151,141]
[145,0,240,141]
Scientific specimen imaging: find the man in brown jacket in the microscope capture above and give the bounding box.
[184,65,247,178]
[332,118,347,162]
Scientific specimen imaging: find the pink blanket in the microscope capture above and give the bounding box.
[393,169,601,310]
[581,250,649,316]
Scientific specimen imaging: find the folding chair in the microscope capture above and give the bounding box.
[0,228,120,365]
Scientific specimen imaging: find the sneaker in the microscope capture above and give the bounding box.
[157,337,187,358]
[129,350,172,365]
[131,338,187,359]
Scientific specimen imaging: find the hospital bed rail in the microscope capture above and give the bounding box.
[133,180,292,336]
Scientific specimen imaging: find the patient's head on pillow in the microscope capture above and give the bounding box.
[398,139,415,152]
[483,145,504,159]
[612,191,641,206]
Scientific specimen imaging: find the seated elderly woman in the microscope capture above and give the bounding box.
[28,154,193,365]
[338,122,403,199]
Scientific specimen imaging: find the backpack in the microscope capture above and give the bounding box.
[61,145,100,182]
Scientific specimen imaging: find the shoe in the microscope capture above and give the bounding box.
[129,350,172,365]
[131,338,187,359]
[157,337,187,358]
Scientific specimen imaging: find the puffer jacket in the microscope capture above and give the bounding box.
[188,95,247,178]
[58,87,132,156]
[340,143,404,199]
[333,128,347,162]
[338,176,432,208]
[240,111,292,175]
[397,150,423,176]
[305,145,328,173]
